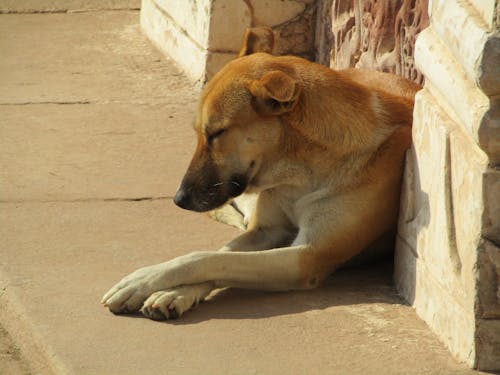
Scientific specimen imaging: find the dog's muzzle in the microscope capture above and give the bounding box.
[174,174,248,212]
[173,188,192,210]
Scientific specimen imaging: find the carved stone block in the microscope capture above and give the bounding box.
[141,0,315,83]
[396,1,500,369]
[316,0,429,84]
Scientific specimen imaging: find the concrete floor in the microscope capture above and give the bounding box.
[0,7,491,375]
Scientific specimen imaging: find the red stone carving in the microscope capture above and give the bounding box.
[316,0,429,85]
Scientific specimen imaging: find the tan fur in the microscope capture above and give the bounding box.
[102,28,420,320]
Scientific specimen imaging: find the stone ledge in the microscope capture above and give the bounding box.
[154,0,212,49]
[395,237,477,368]
[140,0,237,83]
[399,89,488,306]
[155,0,251,51]
[415,28,491,145]
[0,270,66,374]
[140,0,248,83]
[429,0,500,96]
[140,0,207,82]
[467,0,498,29]
[140,0,316,83]
[397,85,500,370]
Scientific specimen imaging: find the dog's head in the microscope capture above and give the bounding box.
[174,28,302,212]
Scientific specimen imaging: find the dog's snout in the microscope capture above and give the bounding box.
[173,188,191,210]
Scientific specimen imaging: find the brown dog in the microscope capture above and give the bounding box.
[102,28,420,320]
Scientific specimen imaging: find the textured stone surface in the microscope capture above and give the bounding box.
[0,10,195,105]
[141,0,215,82]
[398,90,488,307]
[0,0,140,12]
[268,0,317,60]
[316,0,429,84]
[464,0,498,28]
[0,11,198,201]
[154,0,253,52]
[476,318,500,370]
[396,0,500,370]
[249,0,306,27]
[429,0,500,97]
[476,240,500,319]
[0,103,197,201]
[154,0,212,48]
[0,325,30,375]
[141,0,315,83]
[414,26,498,192]
[449,128,489,302]
[419,0,500,164]
[0,200,486,375]
[208,0,252,51]
[394,237,477,366]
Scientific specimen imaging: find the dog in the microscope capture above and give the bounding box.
[102,27,420,320]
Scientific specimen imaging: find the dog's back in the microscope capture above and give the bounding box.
[342,68,421,101]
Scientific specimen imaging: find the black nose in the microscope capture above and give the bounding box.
[173,188,191,209]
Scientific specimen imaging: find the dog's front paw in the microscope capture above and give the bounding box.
[140,283,212,320]
[101,264,167,314]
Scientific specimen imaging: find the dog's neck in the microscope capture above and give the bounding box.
[253,69,413,193]
[282,67,411,159]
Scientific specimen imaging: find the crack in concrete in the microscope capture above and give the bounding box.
[0,98,195,106]
[0,8,140,14]
[0,196,173,204]
[0,100,92,106]
[484,236,500,249]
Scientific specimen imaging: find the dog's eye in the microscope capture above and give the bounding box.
[207,128,226,144]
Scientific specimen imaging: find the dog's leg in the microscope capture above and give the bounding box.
[102,244,317,315]
[207,193,259,230]
[207,204,246,230]
[103,207,391,318]
[138,224,297,320]
[103,212,297,315]
[104,161,403,318]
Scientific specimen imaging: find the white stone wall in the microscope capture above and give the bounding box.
[141,0,315,83]
[395,0,500,370]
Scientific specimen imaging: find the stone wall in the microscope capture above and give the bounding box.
[141,0,316,83]
[315,0,429,84]
[394,0,500,370]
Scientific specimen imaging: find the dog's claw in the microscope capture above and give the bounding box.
[149,309,168,321]
[168,308,179,319]
[140,286,206,321]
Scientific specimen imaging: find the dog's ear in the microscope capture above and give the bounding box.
[238,27,274,57]
[248,71,301,116]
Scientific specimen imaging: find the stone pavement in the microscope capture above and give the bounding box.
[0,8,490,375]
